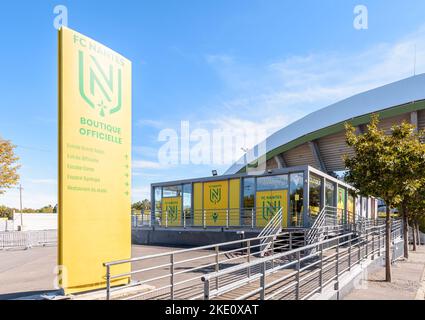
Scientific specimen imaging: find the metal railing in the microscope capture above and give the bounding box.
[132,214,152,228]
[0,230,57,250]
[201,221,402,300]
[257,208,283,256]
[103,229,307,300]
[134,207,305,230]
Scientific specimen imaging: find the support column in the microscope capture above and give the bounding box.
[308,141,327,172]
[411,111,418,132]
[274,154,287,169]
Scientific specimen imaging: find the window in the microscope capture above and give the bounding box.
[183,184,192,225]
[362,197,368,218]
[337,187,346,224]
[163,185,182,198]
[325,181,336,207]
[309,174,322,218]
[256,175,289,191]
[243,178,255,208]
[154,187,162,211]
[289,173,304,227]
[348,192,355,223]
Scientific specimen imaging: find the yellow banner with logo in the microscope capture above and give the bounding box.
[256,190,288,228]
[58,27,131,294]
[162,197,182,227]
[203,181,229,226]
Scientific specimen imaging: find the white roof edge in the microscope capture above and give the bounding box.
[225,74,425,174]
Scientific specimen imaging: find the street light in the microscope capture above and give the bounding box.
[12,184,23,230]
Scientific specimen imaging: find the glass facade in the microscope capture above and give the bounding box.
[325,181,336,207]
[289,172,304,227]
[163,185,182,198]
[242,177,255,226]
[347,192,355,223]
[337,187,346,224]
[243,177,255,209]
[154,187,162,211]
[257,175,289,191]
[309,174,322,218]
[183,184,192,224]
[151,167,374,229]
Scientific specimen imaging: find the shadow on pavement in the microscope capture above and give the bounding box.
[0,290,59,300]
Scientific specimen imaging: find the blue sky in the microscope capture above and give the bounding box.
[1,0,425,208]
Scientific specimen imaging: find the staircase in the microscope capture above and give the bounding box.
[257,208,283,257]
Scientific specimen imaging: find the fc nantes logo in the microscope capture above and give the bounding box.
[78,51,122,117]
[166,205,179,223]
[210,187,221,204]
[261,200,281,221]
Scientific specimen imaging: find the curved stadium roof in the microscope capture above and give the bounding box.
[225,74,425,175]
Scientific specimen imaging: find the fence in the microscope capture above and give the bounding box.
[202,222,402,300]
[0,230,57,250]
[104,229,308,300]
[134,207,315,230]
[107,218,403,300]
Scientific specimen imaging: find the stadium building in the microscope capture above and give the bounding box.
[136,74,425,246]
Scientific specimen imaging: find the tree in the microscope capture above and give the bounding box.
[0,139,20,194]
[404,183,425,251]
[132,199,151,213]
[0,205,14,219]
[390,124,425,258]
[345,115,403,282]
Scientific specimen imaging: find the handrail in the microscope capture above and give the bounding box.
[105,229,292,267]
[106,215,400,300]
[202,232,355,283]
[103,228,307,300]
[202,222,402,300]
[257,208,283,256]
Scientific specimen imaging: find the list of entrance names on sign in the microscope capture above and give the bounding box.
[65,143,107,194]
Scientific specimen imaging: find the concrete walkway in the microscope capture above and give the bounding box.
[344,246,425,300]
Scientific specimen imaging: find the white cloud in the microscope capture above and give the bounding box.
[204,24,425,139]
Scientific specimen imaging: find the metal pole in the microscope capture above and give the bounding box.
[19,184,23,230]
[289,232,293,250]
[251,208,254,229]
[319,243,324,293]
[372,232,375,260]
[215,246,219,290]
[203,210,206,229]
[296,251,301,300]
[170,254,174,300]
[226,209,229,229]
[348,235,352,271]
[336,237,339,286]
[106,265,111,300]
[247,240,251,279]
[183,209,186,229]
[358,234,361,265]
[260,261,266,300]
[365,232,368,258]
[204,278,210,300]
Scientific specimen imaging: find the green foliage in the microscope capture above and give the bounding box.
[344,115,401,208]
[0,139,20,194]
[0,205,56,218]
[132,199,151,213]
[344,115,425,210]
[0,205,14,219]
